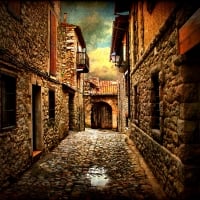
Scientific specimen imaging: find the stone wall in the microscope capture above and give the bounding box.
[0,69,32,188]
[84,95,92,127]
[130,123,184,199]
[58,22,86,131]
[58,25,76,88]
[117,72,128,132]
[0,1,50,72]
[129,1,200,199]
[84,95,118,130]
[0,1,73,188]
[84,78,118,130]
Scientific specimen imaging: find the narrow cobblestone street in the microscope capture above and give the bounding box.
[0,129,167,200]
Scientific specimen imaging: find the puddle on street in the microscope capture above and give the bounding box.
[86,165,109,187]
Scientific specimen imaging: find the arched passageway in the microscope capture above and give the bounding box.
[91,102,112,129]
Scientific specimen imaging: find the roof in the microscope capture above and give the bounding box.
[114,1,130,14]
[98,80,118,95]
[74,26,86,48]
[85,77,118,95]
[93,80,118,95]
[61,22,86,48]
[110,15,129,56]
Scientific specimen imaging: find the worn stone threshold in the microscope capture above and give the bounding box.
[32,150,42,162]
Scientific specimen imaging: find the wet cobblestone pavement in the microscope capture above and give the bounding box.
[0,129,167,200]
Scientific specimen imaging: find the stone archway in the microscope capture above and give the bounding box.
[91,102,112,129]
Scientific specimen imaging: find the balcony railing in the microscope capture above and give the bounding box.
[76,51,89,73]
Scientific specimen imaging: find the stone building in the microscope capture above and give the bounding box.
[0,1,89,188]
[110,15,129,133]
[84,77,118,130]
[116,71,129,133]
[59,14,89,132]
[111,1,200,199]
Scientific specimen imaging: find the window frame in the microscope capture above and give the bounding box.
[0,73,16,131]
[134,85,138,120]
[151,73,160,130]
[48,89,55,120]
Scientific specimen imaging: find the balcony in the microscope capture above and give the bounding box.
[76,51,89,73]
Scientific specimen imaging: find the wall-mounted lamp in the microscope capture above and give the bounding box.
[111,52,120,64]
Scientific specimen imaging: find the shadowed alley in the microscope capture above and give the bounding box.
[0,129,166,200]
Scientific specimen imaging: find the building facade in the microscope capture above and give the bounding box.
[117,71,129,133]
[110,15,129,133]
[59,14,89,132]
[0,1,89,188]
[84,77,118,130]
[111,1,200,199]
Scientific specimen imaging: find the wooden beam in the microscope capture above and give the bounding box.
[179,8,200,54]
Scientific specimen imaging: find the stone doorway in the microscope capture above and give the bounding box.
[179,43,200,198]
[91,102,112,129]
[32,85,42,158]
[69,93,75,130]
[182,44,200,142]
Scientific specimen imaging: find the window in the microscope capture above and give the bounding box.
[0,74,16,130]
[49,90,55,120]
[134,85,138,120]
[151,73,160,129]
[50,11,57,76]
[7,0,21,19]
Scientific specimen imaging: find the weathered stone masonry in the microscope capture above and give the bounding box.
[110,15,129,134]
[0,1,88,188]
[84,78,118,130]
[111,1,200,199]
[58,22,87,131]
[117,72,129,133]
[0,1,64,188]
[129,2,200,199]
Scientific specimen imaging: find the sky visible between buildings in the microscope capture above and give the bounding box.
[61,0,118,80]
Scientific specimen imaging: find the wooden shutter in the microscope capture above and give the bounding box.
[7,0,21,18]
[50,11,56,76]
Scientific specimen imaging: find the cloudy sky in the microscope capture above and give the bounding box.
[61,1,118,80]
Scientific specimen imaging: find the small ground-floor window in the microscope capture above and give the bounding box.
[0,73,16,130]
[151,73,160,129]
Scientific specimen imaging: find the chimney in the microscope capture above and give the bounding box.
[63,13,67,23]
